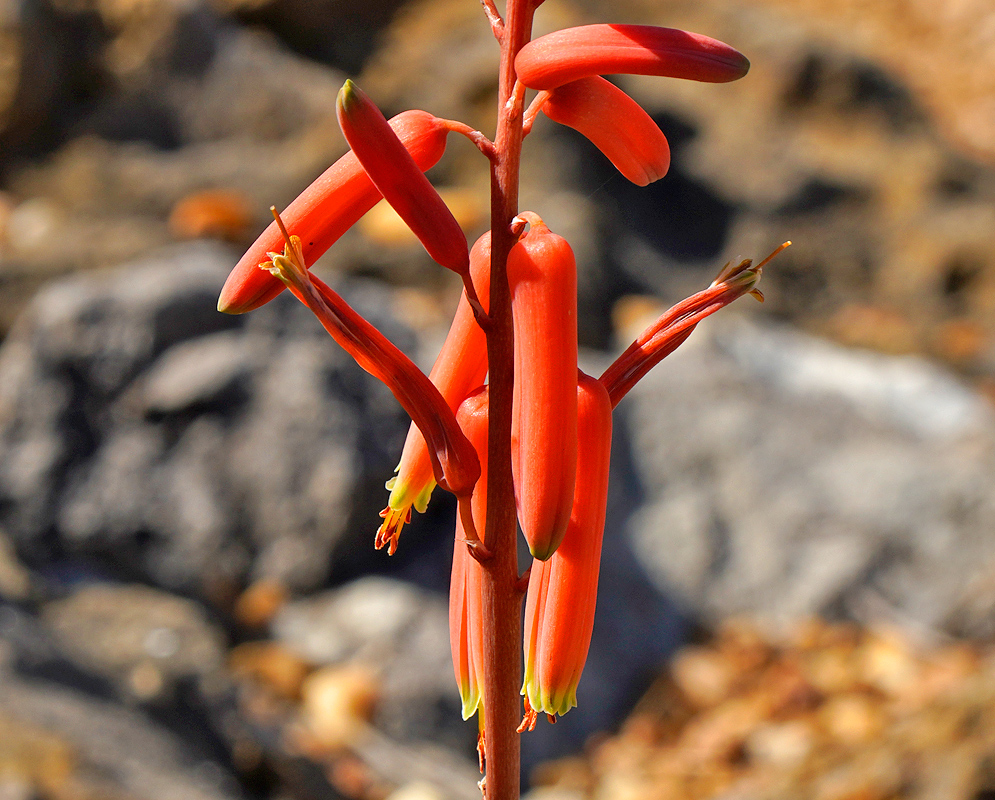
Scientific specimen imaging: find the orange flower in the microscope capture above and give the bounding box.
[218,110,449,314]
[600,243,787,407]
[542,76,670,186]
[508,215,578,560]
[515,24,750,91]
[337,80,471,281]
[260,213,480,499]
[377,232,493,555]
[449,387,489,721]
[521,372,612,722]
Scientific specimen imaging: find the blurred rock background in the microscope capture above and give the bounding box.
[1,0,995,799]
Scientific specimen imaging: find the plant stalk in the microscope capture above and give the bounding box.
[480,1,535,798]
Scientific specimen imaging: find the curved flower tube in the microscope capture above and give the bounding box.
[260,216,480,499]
[515,24,750,91]
[218,110,450,314]
[542,76,670,186]
[377,232,493,555]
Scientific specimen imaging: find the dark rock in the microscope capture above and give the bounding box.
[0,241,416,596]
[0,603,244,800]
[41,582,226,702]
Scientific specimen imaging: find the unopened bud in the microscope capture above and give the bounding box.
[516,24,750,91]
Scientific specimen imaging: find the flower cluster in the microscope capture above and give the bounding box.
[218,7,782,744]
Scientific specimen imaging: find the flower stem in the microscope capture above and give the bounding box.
[479,1,535,798]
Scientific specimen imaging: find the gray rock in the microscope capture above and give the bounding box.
[273,577,460,745]
[620,315,995,635]
[0,604,243,800]
[41,583,226,702]
[0,241,414,595]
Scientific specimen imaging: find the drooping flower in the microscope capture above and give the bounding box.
[541,76,670,186]
[521,371,612,725]
[515,24,750,91]
[260,212,480,499]
[449,387,489,722]
[377,232,493,555]
[218,110,450,314]
[337,80,481,314]
[508,214,578,560]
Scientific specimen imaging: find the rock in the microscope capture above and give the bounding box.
[41,583,226,702]
[272,577,461,745]
[621,314,995,634]
[0,641,244,800]
[0,241,417,596]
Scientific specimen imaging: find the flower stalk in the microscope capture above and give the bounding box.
[220,3,764,798]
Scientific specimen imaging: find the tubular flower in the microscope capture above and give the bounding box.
[521,372,612,724]
[600,242,789,407]
[337,81,473,285]
[377,232,494,555]
[509,214,578,560]
[515,24,750,91]
[449,387,489,721]
[218,110,449,314]
[542,76,670,186]
[261,214,480,498]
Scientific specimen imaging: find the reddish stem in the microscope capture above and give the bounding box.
[480,1,536,798]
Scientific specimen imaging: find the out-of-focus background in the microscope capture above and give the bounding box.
[3,0,995,798]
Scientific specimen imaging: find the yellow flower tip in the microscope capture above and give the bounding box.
[337,79,360,112]
[460,684,481,720]
[375,504,412,555]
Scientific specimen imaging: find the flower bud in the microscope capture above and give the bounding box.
[509,216,578,560]
[218,110,449,314]
[337,80,470,277]
[522,372,612,720]
[542,76,670,186]
[515,24,750,91]
[378,232,493,555]
[450,388,489,720]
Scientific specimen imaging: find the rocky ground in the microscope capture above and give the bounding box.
[2,1,995,799]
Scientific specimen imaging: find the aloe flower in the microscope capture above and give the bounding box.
[218,110,450,314]
[260,214,480,499]
[541,76,670,186]
[378,232,493,555]
[521,372,612,724]
[601,243,787,407]
[449,387,489,722]
[509,215,578,560]
[337,80,484,314]
[515,24,750,90]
